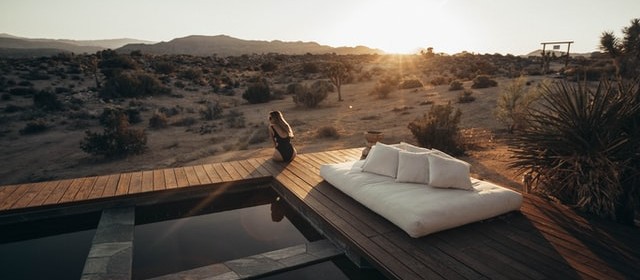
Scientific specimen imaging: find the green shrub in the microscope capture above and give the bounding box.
[510,79,640,224]
[81,111,147,157]
[407,102,464,155]
[471,75,498,88]
[242,79,271,104]
[449,80,464,91]
[494,77,542,133]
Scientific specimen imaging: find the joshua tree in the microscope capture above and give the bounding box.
[600,18,640,78]
[326,62,351,101]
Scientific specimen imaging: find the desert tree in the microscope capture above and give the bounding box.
[600,18,640,78]
[326,62,351,101]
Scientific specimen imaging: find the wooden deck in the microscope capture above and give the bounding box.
[1,148,639,279]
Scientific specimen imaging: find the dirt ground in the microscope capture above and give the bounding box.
[0,60,540,191]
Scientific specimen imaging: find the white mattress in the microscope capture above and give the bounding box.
[320,160,523,238]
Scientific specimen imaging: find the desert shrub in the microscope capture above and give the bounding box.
[4,104,25,113]
[429,75,451,86]
[172,116,197,127]
[471,75,498,88]
[399,79,423,89]
[225,109,245,128]
[494,77,542,133]
[511,79,640,224]
[372,75,400,99]
[21,70,50,80]
[153,61,175,74]
[1,93,9,101]
[458,89,476,103]
[407,102,464,156]
[9,87,38,96]
[200,101,223,120]
[260,61,278,72]
[248,127,268,144]
[179,68,203,81]
[81,110,146,157]
[19,119,48,135]
[242,79,271,104]
[100,72,170,99]
[292,81,330,108]
[18,81,33,87]
[33,90,64,111]
[302,62,319,74]
[148,111,168,129]
[317,126,340,139]
[449,80,464,91]
[159,106,182,117]
[286,83,304,94]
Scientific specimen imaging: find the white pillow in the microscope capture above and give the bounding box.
[399,142,432,153]
[361,142,401,178]
[427,153,473,190]
[395,151,431,184]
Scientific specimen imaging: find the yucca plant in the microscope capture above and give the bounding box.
[510,78,640,224]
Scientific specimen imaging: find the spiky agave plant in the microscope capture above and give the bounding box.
[510,78,639,224]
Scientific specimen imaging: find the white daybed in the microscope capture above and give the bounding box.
[319,142,523,238]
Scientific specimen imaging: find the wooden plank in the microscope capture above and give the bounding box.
[128,172,143,194]
[231,161,251,179]
[239,159,269,178]
[43,179,73,205]
[153,169,166,191]
[87,175,109,199]
[246,158,273,177]
[221,162,242,181]
[202,164,222,183]
[193,165,212,185]
[73,176,97,201]
[212,163,233,181]
[141,170,154,192]
[370,235,446,280]
[59,178,85,203]
[262,163,422,280]
[102,174,120,197]
[173,167,189,188]
[183,166,200,186]
[163,168,178,189]
[115,173,132,196]
[8,183,40,209]
[27,180,60,207]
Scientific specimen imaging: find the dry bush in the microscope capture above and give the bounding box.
[449,80,464,91]
[317,126,340,139]
[458,89,476,103]
[148,111,168,129]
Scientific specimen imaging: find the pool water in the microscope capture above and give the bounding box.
[132,187,324,279]
[0,212,100,280]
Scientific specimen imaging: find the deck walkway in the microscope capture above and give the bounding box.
[1,148,639,279]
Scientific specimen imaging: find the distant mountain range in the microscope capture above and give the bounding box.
[0,34,383,57]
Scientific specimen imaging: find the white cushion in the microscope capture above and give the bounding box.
[399,142,431,153]
[395,151,430,184]
[361,142,401,178]
[427,153,473,190]
[320,160,523,238]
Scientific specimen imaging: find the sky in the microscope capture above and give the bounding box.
[1,0,639,55]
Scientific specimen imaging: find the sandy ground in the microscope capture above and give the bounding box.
[0,62,535,191]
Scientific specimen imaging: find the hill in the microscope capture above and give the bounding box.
[0,34,154,57]
[117,35,384,56]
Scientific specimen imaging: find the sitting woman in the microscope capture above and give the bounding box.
[268,110,297,162]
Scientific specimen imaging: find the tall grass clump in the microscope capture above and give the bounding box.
[510,79,640,224]
[407,102,464,156]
